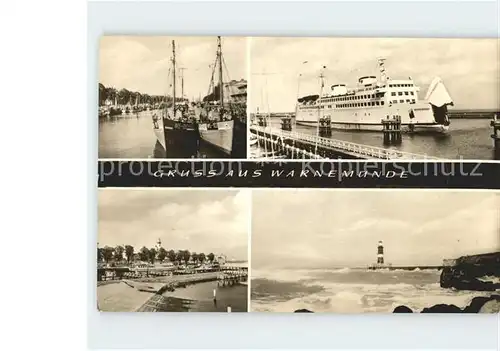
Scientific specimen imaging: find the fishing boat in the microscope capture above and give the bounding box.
[152,40,199,158]
[295,58,453,133]
[197,37,247,156]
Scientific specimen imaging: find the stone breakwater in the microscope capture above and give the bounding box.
[439,252,500,291]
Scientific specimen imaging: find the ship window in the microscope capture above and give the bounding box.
[398,92,402,96]
[406,99,410,103]
[391,92,396,96]
[411,99,415,103]
[371,94,375,98]
[376,101,380,106]
[400,100,404,103]
[410,91,414,95]
[404,91,409,95]
[392,100,397,103]
[381,101,385,105]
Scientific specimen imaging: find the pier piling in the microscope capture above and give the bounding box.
[381,115,402,145]
[491,114,500,159]
[281,116,292,131]
[257,115,267,127]
[318,116,332,137]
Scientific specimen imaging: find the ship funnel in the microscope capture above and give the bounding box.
[425,77,453,108]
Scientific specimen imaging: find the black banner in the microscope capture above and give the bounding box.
[98,161,500,189]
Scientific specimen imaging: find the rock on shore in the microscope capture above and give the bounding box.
[440,252,500,291]
[393,294,500,313]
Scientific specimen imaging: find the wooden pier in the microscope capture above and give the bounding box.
[491,114,500,159]
[217,268,248,287]
[250,126,438,160]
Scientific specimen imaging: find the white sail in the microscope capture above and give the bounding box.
[425,76,453,107]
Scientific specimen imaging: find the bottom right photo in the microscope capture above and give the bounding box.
[251,190,500,313]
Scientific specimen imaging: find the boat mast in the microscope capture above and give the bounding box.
[172,40,177,117]
[217,36,224,109]
[179,67,186,101]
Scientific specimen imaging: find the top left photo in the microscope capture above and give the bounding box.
[98,36,248,159]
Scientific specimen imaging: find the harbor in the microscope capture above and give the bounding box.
[250,37,499,160]
[98,189,249,312]
[250,113,498,160]
[99,36,247,159]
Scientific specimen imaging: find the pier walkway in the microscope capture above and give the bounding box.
[250,126,439,160]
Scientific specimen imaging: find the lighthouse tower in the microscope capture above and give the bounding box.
[156,238,162,251]
[377,241,384,265]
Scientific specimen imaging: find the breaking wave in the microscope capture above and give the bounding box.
[251,269,493,313]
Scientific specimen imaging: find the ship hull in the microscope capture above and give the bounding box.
[295,120,449,133]
[232,118,247,158]
[198,120,234,155]
[153,118,199,158]
[295,102,449,134]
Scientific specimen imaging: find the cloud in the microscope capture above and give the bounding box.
[252,191,500,268]
[251,37,500,111]
[99,36,247,98]
[98,189,248,260]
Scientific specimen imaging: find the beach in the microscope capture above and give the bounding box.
[251,268,496,313]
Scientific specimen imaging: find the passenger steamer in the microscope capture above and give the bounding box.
[295,59,454,133]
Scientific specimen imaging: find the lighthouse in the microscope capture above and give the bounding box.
[377,241,384,265]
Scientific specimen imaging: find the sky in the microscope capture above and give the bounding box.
[99,36,246,99]
[252,190,500,269]
[250,37,500,112]
[98,189,249,261]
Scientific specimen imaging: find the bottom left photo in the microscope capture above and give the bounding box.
[97,188,249,312]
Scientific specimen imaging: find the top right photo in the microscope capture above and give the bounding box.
[249,37,499,160]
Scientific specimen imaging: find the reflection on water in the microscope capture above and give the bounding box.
[100,111,494,159]
[255,118,495,159]
[99,110,241,159]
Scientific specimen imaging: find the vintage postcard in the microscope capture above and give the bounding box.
[98,36,247,159]
[251,190,500,313]
[249,37,499,160]
[97,189,249,312]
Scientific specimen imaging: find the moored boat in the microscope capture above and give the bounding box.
[295,58,453,134]
[197,37,247,157]
[152,40,199,158]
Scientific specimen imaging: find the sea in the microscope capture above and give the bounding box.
[251,268,495,313]
[252,117,496,160]
[98,110,227,159]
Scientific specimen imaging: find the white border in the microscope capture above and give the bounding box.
[88,1,500,349]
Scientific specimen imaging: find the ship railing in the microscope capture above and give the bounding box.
[250,126,439,160]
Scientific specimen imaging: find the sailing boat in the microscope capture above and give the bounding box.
[152,40,199,158]
[197,37,246,156]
